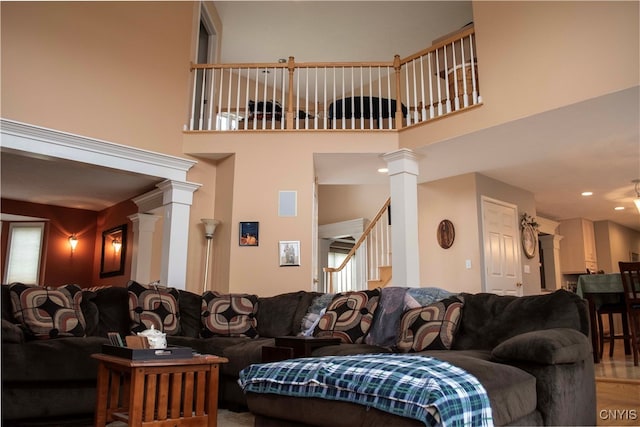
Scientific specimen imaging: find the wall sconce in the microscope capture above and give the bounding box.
[112,238,122,254]
[68,234,78,253]
[201,218,221,293]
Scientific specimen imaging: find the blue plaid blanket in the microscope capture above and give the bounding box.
[239,354,493,427]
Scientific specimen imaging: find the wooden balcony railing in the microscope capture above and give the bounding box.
[188,26,480,132]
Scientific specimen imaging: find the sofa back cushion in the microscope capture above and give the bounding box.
[453,290,589,351]
[177,289,204,338]
[91,286,131,337]
[256,291,307,337]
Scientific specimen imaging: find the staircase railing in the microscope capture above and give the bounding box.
[324,198,391,293]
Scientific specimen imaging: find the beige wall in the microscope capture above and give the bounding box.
[401,0,639,150]
[418,173,540,295]
[184,132,397,295]
[318,184,389,225]
[1,1,221,294]
[595,221,640,273]
[418,174,482,293]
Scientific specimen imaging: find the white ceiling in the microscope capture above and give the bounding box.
[1,1,638,233]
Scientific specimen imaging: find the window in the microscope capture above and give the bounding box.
[4,222,45,284]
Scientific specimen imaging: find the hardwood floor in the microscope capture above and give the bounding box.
[595,342,640,426]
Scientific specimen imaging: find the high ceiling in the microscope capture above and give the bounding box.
[1,1,639,232]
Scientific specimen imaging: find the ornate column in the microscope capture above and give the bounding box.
[156,180,201,290]
[127,213,161,284]
[382,148,420,287]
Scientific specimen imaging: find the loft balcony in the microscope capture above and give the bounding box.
[187,25,480,132]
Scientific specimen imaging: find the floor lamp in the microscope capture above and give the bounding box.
[201,218,220,294]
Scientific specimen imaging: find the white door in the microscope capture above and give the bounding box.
[481,197,522,296]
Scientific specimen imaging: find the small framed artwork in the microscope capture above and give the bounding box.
[239,222,259,246]
[279,241,300,266]
[100,224,127,278]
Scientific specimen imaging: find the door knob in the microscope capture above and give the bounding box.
[516,282,523,287]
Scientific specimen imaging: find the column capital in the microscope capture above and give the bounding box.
[128,213,161,232]
[156,180,201,205]
[382,148,420,176]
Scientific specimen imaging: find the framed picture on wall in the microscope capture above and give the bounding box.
[279,241,300,266]
[100,224,127,278]
[239,222,259,246]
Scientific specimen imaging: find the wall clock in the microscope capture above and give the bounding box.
[521,224,536,259]
[437,219,455,249]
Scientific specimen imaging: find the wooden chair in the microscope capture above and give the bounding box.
[618,261,640,366]
[596,301,630,358]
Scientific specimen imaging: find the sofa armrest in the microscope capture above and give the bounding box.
[2,319,25,344]
[491,328,590,364]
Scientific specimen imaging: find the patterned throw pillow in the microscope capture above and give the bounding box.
[201,291,259,338]
[128,280,180,335]
[313,289,381,344]
[396,295,464,352]
[9,283,86,339]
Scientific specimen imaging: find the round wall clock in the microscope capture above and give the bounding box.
[521,224,537,259]
[437,219,455,249]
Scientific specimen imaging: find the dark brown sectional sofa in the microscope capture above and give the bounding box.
[1,284,596,426]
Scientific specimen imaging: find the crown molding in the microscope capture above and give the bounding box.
[0,118,196,181]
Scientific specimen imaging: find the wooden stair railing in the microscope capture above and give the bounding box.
[324,198,392,293]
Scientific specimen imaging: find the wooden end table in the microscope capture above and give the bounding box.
[262,336,342,362]
[92,353,228,427]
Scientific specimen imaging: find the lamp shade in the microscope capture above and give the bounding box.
[201,218,220,238]
[634,197,640,214]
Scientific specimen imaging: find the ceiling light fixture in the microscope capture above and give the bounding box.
[633,179,640,214]
[581,191,593,197]
[614,206,625,211]
[377,167,389,173]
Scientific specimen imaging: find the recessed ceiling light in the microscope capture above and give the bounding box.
[614,206,625,211]
[377,168,388,173]
[581,191,593,196]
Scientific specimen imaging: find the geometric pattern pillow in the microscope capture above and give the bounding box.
[313,289,381,344]
[127,280,180,335]
[396,295,464,352]
[8,283,86,339]
[201,291,259,338]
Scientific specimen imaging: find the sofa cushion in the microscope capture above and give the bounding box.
[91,286,131,337]
[177,290,203,338]
[453,290,589,351]
[313,289,381,344]
[396,295,464,352]
[365,287,408,348]
[420,351,538,426]
[300,293,334,336]
[492,328,591,364]
[257,291,305,337]
[222,337,276,376]
[1,336,107,382]
[293,291,321,335]
[128,280,181,335]
[9,283,86,339]
[201,291,258,338]
[2,319,25,343]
